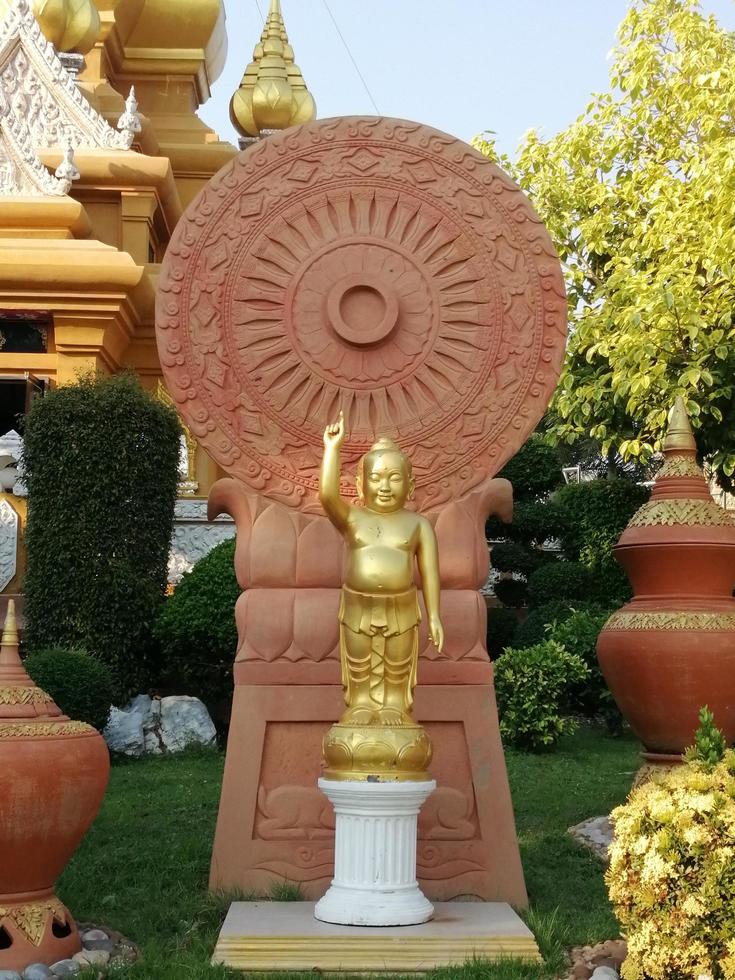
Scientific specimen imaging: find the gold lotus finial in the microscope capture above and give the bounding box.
[1,600,18,649]
[10,0,102,55]
[663,396,697,454]
[230,0,316,139]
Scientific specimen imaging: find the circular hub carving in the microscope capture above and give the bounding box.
[327,274,399,346]
[156,117,567,512]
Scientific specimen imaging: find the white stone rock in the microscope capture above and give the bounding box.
[315,778,436,927]
[23,965,53,980]
[104,694,216,756]
[143,697,163,754]
[103,705,144,757]
[591,969,620,980]
[158,696,217,752]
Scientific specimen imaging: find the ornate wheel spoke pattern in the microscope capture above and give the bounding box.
[157,117,567,511]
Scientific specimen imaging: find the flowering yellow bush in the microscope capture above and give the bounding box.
[607,751,735,979]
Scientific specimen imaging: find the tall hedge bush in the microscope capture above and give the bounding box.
[154,538,240,714]
[22,372,180,699]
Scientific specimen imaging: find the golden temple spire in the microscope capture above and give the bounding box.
[663,396,697,454]
[15,0,102,55]
[1,600,18,652]
[230,0,317,139]
[0,598,31,685]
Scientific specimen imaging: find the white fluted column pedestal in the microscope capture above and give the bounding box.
[315,777,436,927]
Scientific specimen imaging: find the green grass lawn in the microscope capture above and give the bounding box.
[58,727,639,979]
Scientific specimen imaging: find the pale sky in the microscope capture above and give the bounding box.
[199,0,735,157]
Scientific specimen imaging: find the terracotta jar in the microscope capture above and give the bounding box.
[0,602,109,971]
[597,398,735,762]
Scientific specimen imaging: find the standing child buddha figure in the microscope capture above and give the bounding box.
[320,412,444,733]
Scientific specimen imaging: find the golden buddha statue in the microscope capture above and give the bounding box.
[319,413,443,781]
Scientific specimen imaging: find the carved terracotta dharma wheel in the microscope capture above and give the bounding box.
[0,603,109,970]
[157,116,566,509]
[156,117,567,906]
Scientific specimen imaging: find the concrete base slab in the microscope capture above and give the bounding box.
[212,901,541,973]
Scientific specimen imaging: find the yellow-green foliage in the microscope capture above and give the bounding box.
[474,0,735,487]
[607,752,735,979]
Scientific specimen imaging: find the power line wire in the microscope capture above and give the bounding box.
[321,0,380,114]
[254,0,263,21]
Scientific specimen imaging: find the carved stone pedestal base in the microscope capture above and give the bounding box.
[314,778,435,926]
[632,751,682,790]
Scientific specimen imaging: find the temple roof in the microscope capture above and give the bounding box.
[230,0,316,139]
[0,0,137,195]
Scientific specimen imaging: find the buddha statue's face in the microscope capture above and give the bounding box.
[360,450,413,513]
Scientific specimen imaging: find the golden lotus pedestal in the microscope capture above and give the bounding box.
[322,722,433,782]
[212,901,541,972]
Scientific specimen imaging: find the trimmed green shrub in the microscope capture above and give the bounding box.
[487,499,568,546]
[493,577,528,608]
[486,606,519,659]
[154,538,240,712]
[527,560,593,608]
[490,540,539,578]
[514,599,605,649]
[684,705,727,769]
[497,435,565,501]
[548,609,623,731]
[24,648,115,731]
[494,641,589,751]
[591,560,632,608]
[22,373,180,700]
[554,479,650,565]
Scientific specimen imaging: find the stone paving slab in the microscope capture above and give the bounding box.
[212,901,541,973]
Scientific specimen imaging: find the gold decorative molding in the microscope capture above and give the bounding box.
[0,897,66,946]
[0,686,54,706]
[0,720,94,737]
[605,610,735,631]
[656,455,703,479]
[629,499,735,528]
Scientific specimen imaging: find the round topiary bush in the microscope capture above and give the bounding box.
[493,577,528,608]
[490,540,539,578]
[513,599,605,649]
[526,560,594,608]
[554,478,650,565]
[496,435,565,501]
[23,648,116,731]
[154,539,240,713]
[548,609,622,730]
[486,606,519,659]
[486,499,568,546]
[494,640,589,751]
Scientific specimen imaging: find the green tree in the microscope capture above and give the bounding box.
[474,0,735,487]
[22,372,181,699]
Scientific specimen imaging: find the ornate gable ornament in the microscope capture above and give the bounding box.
[0,0,133,153]
[0,100,71,194]
[0,0,137,195]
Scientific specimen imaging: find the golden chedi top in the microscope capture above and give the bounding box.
[0,0,102,55]
[626,397,735,529]
[230,0,316,139]
[662,395,697,454]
